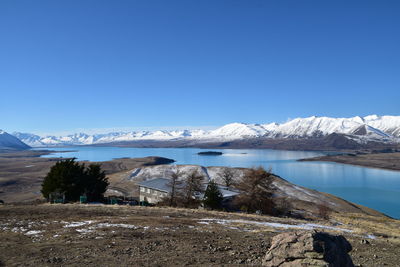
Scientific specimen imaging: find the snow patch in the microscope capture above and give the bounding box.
[25,230,44,236]
[63,220,96,228]
[197,218,353,233]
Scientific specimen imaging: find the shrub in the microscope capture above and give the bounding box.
[317,203,331,220]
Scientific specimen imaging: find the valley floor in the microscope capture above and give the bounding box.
[300,152,400,171]
[0,204,399,266]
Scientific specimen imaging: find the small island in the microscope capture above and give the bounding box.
[197,151,223,156]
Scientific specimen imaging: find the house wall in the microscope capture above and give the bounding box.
[139,186,168,203]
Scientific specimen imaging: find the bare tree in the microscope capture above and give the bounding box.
[165,168,183,207]
[233,166,274,214]
[182,170,205,208]
[219,168,235,187]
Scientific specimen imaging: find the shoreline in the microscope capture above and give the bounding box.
[299,152,400,172]
[27,146,400,172]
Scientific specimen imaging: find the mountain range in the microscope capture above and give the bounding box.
[10,115,400,148]
[0,130,31,150]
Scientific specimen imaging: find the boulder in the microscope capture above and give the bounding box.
[262,231,354,267]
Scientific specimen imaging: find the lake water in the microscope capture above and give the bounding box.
[37,146,400,219]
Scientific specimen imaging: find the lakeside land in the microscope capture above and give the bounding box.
[0,149,386,219]
[300,152,400,171]
[96,134,400,152]
[0,150,173,203]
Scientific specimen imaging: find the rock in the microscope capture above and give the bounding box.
[361,239,370,245]
[262,231,354,267]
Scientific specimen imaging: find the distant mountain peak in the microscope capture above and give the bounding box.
[11,115,400,147]
[0,130,31,150]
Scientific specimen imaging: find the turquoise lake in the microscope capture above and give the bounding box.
[37,146,400,219]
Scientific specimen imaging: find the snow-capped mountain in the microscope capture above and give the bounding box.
[363,115,400,137]
[12,115,400,147]
[261,116,392,139]
[0,130,31,150]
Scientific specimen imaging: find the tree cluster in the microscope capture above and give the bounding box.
[41,159,109,202]
[161,168,226,210]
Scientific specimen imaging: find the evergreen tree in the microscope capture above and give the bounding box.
[203,180,223,210]
[83,164,109,202]
[41,159,85,201]
[41,159,109,202]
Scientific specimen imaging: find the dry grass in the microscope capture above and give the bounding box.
[332,212,400,241]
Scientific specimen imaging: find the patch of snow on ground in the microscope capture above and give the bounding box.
[25,230,44,236]
[95,223,137,229]
[63,220,96,228]
[197,218,353,233]
[366,234,376,239]
[11,227,28,233]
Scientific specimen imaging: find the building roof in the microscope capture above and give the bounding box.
[137,178,171,193]
[217,185,241,198]
[138,178,240,198]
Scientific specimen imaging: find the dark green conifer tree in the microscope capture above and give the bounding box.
[41,159,109,202]
[203,180,223,210]
[83,164,109,202]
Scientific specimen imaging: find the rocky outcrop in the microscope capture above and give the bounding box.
[262,231,354,267]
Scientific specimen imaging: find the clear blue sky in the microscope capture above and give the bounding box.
[1,0,399,134]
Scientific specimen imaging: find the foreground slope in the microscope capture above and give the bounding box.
[0,204,399,266]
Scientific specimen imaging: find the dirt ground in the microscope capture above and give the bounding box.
[0,204,399,266]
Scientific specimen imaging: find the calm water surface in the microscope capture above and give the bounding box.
[36,146,400,219]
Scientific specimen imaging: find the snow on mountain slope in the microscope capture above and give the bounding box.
[207,123,269,139]
[0,130,31,150]
[12,132,43,147]
[12,115,400,147]
[363,115,400,137]
[263,116,391,139]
